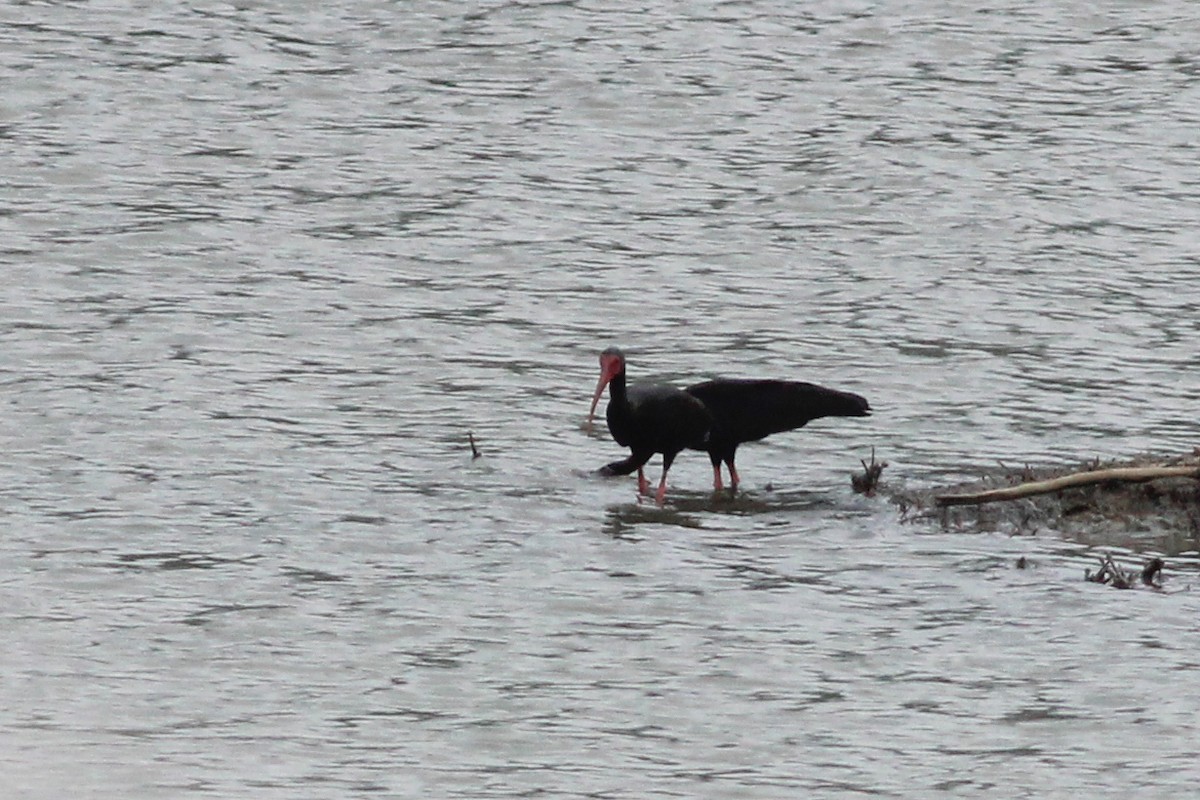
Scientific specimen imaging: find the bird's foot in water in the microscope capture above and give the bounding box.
[634,478,669,506]
[710,465,739,499]
[727,464,740,492]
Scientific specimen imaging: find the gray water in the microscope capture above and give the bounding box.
[3,1,1199,797]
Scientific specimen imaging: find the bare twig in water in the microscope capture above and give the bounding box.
[468,432,481,459]
[935,465,1200,507]
[851,447,887,496]
[1086,554,1134,588]
[1085,554,1165,590]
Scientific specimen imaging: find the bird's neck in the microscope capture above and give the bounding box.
[608,369,628,404]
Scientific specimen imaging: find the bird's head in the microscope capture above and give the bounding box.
[588,347,627,419]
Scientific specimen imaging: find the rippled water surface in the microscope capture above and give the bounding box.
[3,1,1199,797]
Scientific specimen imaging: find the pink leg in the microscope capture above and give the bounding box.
[728,463,740,490]
[637,468,650,496]
[655,472,669,506]
[711,464,724,492]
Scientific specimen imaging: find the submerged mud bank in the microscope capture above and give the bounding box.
[888,453,1200,557]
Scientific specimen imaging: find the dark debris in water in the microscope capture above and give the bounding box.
[851,447,887,496]
[1086,554,1165,590]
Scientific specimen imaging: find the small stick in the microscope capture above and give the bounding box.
[1106,555,1135,589]
[468,432,481,459]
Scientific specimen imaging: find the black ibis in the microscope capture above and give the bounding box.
[588,348,871,496]
[588,347,712,504]
[684,378,870,491]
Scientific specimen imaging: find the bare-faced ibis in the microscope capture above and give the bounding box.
[588,348,871,498]
[588,347,712,504]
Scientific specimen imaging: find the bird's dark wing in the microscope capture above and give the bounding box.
[685,379,869,444]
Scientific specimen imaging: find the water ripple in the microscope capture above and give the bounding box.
[2,0,1199,797]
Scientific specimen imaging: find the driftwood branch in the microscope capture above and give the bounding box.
[935,465,1200,507]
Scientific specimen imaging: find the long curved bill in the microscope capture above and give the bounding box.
[588,372,610,420]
